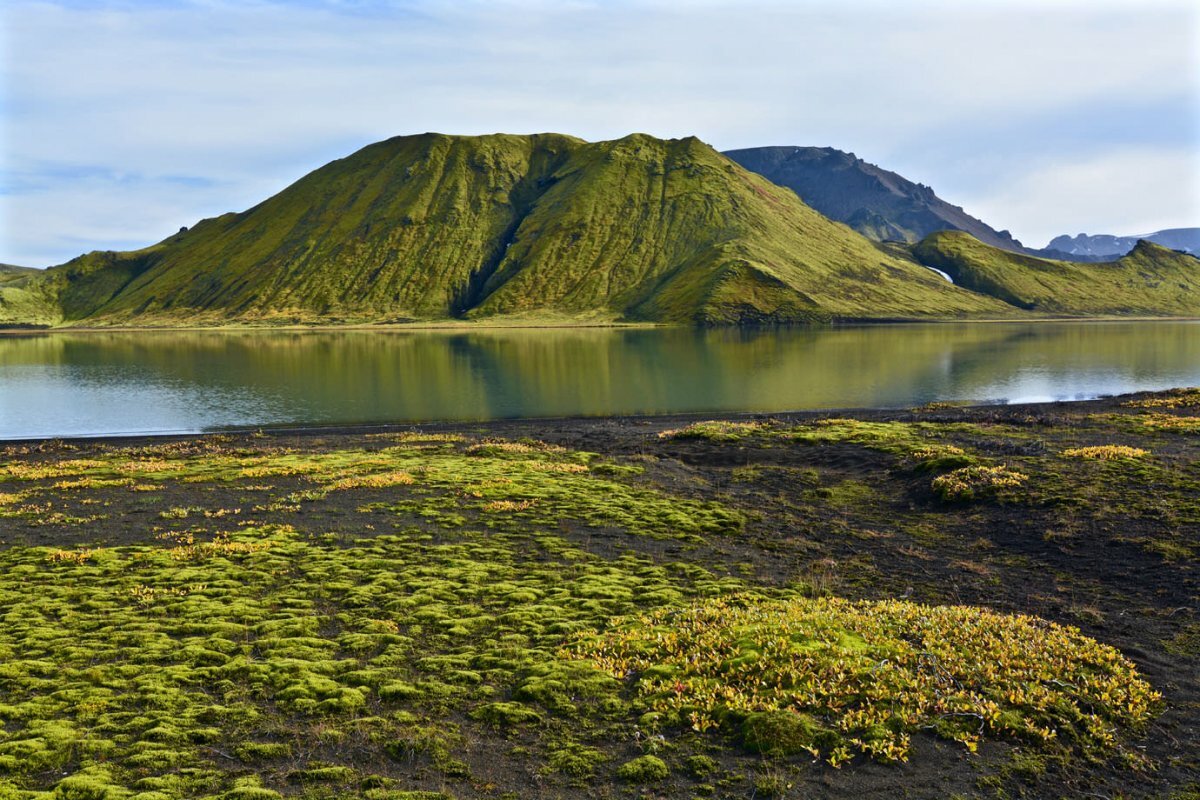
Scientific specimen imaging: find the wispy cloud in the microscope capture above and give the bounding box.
[2,0,1196,265]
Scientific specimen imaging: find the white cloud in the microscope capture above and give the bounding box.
[1,0,1197,265]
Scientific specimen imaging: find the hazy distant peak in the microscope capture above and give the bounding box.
[1045,229,1199,258]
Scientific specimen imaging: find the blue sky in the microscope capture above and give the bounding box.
[2,0,1197,267]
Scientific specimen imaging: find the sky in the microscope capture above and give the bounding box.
[2,0,1198,267]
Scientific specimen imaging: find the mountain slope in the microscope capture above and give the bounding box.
[0,133,1012,327]
[1045,228,1199,259]
[724,146,1028,252]
[913,231,1200,315]
[0,263,35,277]
[0,264,59,324]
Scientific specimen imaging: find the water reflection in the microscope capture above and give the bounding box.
[0,322,1196,438]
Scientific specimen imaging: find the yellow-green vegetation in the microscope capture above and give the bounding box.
[615,755,670,783]
[1123,388,1200,409]
[0,438,739,541]
[660,417,984,477]
[0,525,624,795]
[1140,414,1200,434]
[0,265,55,326]
[569,595,1159,764]
[0,133,1016,328]
[1062,445,1149,460]
[657,420,770,441]
[913,231,1200,315]
[930,465,1028,502]
[0,401,1187,798]
[0,264,35,283]
[662,417,971,455]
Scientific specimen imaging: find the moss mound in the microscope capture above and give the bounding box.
[615,755,669,783]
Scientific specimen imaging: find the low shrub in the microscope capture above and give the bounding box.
[931,465,1027,502]
[1062,445,1149,460]
[568,594,1159,764]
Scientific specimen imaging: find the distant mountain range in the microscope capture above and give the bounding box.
[1,133,1195,328]
[1044,229,1199,259]
[723,146,1197,264]
[723,146,1029,252]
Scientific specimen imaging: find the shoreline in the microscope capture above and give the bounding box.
[0,390,1181,446]
[2,314,1198,335]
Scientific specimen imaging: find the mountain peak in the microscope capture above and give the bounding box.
[0,131,1007,328]
[724,145,1026,252]
[1044,229,1199,258]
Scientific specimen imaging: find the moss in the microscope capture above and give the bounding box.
[684,754,718,778]
[544,743,609,777]
[52,769,133,800]
[471,701,543,728]
[1163,624,1200,657]
[378,682,422,702]
[513,662,624,716]
[220,789,283,800]
[233,741,292,762]
[285,766,355,783]
[741,711,824,756]
[615,755,669,783]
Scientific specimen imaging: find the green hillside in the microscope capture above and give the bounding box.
[913,231,1200,315]
[0,133,1013,327]
[0,264,58,325]
[0,264,36,282]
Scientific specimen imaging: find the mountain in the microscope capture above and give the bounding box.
[723,146,1028,252]
[1044,228,1200,259]
[914,231,1200,315]
[0,132,1011,328]
[0,264,37,286]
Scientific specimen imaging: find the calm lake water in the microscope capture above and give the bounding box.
[0,322,1197,439]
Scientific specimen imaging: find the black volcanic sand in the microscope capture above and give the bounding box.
[0,392,1196,800]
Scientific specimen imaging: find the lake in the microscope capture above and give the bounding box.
[0,321,1197,439]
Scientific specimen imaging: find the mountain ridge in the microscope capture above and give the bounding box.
[723,145,1029,252]
[1044,228,1199,258]
[2,133,1196,328]
[0,132,1012,327]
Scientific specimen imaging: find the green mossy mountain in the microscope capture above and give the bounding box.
[913,231,1200,315]
[0,133,1013,327]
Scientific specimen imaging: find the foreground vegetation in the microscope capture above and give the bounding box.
[0,391,1197,798]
